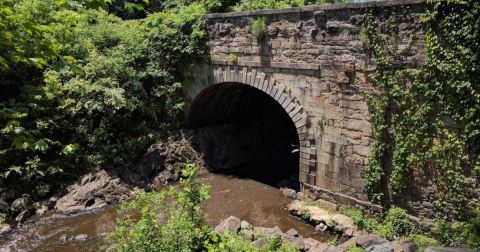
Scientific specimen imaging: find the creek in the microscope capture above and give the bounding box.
[0,172,337,251]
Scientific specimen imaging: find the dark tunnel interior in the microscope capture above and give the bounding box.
[189,83,300,189]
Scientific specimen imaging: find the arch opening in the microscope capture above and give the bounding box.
[189,82,300,189]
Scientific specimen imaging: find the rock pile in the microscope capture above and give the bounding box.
[213,216,414,252]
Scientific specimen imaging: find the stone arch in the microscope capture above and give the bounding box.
[188,66,317,186]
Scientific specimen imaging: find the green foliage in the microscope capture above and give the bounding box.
[340,206,379,232]
[379,208,415,240]
[209,231,300,252]
[341,206,420,242]
[347,245,365,252]
[433,209,480,250]
[105,164,300,252]
[0,0,211,198]
[233,0,346,11]
[104,164,213,252]
[229,52,238,64]
[406,234,437,252]
[0,0,58,70]
[251,17,267,41]
[363,1,480,217]
[327,237,337,246]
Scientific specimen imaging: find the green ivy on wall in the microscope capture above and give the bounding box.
[363,0,479,218]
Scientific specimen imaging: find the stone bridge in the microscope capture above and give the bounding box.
[185,0,427,212]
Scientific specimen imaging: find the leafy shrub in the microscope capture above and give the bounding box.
[377,208,415,240]
[433,209,480,250]
[347,245,365,252]
[340,206,379,232]
[209,231,299,252]
[104,164,213,251]
[406,234,437,252]
[251,17,267,41]
[233,0,346,11]
[0,0,211,199]
[105,164,300,252]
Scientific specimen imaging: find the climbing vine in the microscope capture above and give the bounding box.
[363,1,479,218]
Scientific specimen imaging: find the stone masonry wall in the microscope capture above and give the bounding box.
[189,0,436,217]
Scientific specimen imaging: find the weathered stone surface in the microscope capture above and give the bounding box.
[74,234,88,241]
[394,241,418,252]
[241,220,253,230]
[0,223,11,235]
[304,238,329,252]
[253,238,268,248]
[215,216,241,235]
[288,200,357,232]
[59,234,68,242]
[15,210,30,223]
[253,226,283,239]
[281,228,305,250]
[281,188,297,199]
[191,0,478,218]
[355,234,387,249]
[55,170,133,213]
[35,205,48,216]
[242,229,254,241]
[424,247,477,252]
[11,195,33,214]
[366,243,394,252]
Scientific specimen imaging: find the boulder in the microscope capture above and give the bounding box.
[15,210,30,223]
[355,234,388,249]
[394,241,418,252]
[366,243,394,252]
[316,223,328,232]
[425,247,477,252]
[286,228,299,237]
[214,216,241,236]
[74,234,88,241]
[0,223,11,235]
[59,234,68,242]
[281,188,297,199]
[253,238,268,248]
[281,228,305,250]
[47,197,57,210]
[304,238,329,252]
[254,226,283,239]
[11,195,33,213]
[288,200,357,233]
[240,220,253,230]
[55,170,133,213]
[35,205,48,216]
[134,149,164,179]
[242,229,254,241]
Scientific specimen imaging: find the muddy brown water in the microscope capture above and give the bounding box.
[0,173,337,251]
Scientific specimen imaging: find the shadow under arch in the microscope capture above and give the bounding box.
[187,67,314,189]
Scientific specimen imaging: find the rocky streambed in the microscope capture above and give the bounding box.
[0,173,340,251]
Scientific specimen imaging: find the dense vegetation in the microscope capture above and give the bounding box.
[363,0,479,218]
[105,164,300,252]
[0,0,211,201]
[232,0,347,11]
[361,0,480,248]
[341,205,480,251]
[0,0,478,250]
